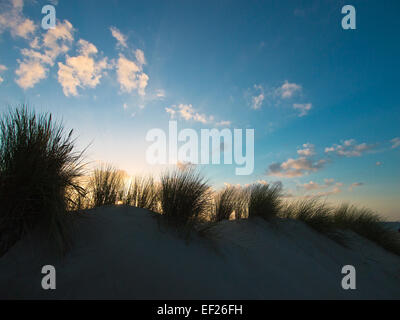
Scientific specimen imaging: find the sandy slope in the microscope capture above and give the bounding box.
[0,206,399,299]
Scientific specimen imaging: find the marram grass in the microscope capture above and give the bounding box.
[0,106,85,256]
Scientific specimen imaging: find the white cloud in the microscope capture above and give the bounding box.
[302,181,321,190]
[376,161,382,166]
[251,93,264,110]
[249,82,310,116]
[57,39,111,96]
[390,137,400,149]
[0,0,36,39]
[165,107,176,117]
[313,186,342,197]
[135,49,146,66]
[297,143,315,157]
[0,64,7,84]
[166,104,215,124]
[249,84,265,110]
[15,20,75,89]
[293,103,312,117]
[277,80,302,99]
[301,178,340,191]
[41,20,75,62]
[15,60,47,89]
[110,26,128,48]
[155,89,166,98]
[268,157,326,178]
[116,54,149,96]
[325,139,376,157]
[78,39,98,56]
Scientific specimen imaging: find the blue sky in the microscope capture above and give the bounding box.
[0,0,399,219]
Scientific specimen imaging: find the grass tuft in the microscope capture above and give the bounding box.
[0,106,85,256]
[247,183,282,220]
[87,164,124,207]
[332,204,400,255]
[213,186,238,222]
[159,168,211,233]
[287,199,347,245]
[123,175,158,211]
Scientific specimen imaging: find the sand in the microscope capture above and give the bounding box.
[0,205,399,299]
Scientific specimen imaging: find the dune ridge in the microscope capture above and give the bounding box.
[0,205,399,299]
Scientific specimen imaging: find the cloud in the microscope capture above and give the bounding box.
[116,54,149,96]
[301,178,340,191]
[15,60,47,89]
[155,89,166,98]
[277,81,302,99]
[15,20,75,89]
[325,139,376,157]
[268,157,326,178]
[165,107,176,117]
[293,103,312,117]
[0,0,36,39]
[166,104,214,124]
[297,143,315,157]
[313,186,342,197]
[251,92,264,110]
[0,64,7,84]
[251,85,265,110]
[299,179,347,197]
[348,182,364,191]
[249,82,310,116]
[41,20,75,62]
[135,49,146,66]
[390,137,400,149]
[166,104,230,126]
[110,26,128,48]
[376,161,382,166]
[302,181,323,191]
[324,178,335,186]
[57,39,111,96]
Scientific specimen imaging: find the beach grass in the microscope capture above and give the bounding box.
[159,168,211,234]
[0,106,85,256]
[87,164,124,207]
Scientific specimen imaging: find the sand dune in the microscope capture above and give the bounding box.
[0,206,399,299]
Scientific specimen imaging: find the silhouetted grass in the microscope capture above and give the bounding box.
[332,204,400,255]
[159,168,211,233]
[123,176,158,211]
[0,106,85,256]
[285,199,347,245]
[66,182,90,211]
[232,187,249,220]
[87,164,124,207]
[247,183,282,220]
[213,186,237,222]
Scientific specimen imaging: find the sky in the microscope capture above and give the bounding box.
[0,0,399,219]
